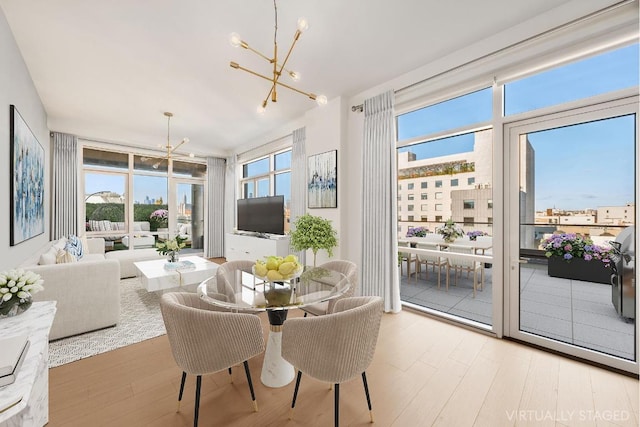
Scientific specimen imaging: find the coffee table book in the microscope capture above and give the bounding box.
[0,334,30,388]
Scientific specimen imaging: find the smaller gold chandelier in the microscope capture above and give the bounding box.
[151,112,192,169]
[229,0,327,113]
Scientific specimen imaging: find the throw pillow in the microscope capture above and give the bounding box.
[67,234,84,260]
[56,249,77,264]
[64,239,81,260]
[39,246,58,265]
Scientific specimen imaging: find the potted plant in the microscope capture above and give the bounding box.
[406,226,428,237]
[156,235,188,263]
[467,230,488,241]
[436,218,464,243]
[540,233,614,284]
[289,214,338,267]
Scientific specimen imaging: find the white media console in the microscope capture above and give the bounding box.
[225,233,291,262]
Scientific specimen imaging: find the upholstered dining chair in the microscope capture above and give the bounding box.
[160,292,265,427]
[282,296,384,427]
[213,259,257,302]
[300,260,358,317]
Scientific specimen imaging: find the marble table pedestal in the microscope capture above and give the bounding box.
[260,310,295,388]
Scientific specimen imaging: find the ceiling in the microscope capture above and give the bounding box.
[1,0,606,157]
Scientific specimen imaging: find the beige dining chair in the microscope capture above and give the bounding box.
[414,242,447,288]
[282,296,384,427]
[445,246,484,297]
[160,292,265,427]
[214,260,256,302]
[301,260,358,317]
[398,240,412,278]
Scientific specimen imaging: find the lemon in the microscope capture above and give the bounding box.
[278,261,295,276]
[283,254,298,263]
[266,269,284,281]
[254,263,268,277]
[265,256,282,271]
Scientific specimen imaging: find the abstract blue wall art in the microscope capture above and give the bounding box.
[307,149,337,208]
[10,105,45,246]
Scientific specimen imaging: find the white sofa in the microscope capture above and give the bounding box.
[21,237,121,340]
[20,237,165,340]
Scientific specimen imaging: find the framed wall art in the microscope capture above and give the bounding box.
[307,149,337,208]
[10,105,45,246]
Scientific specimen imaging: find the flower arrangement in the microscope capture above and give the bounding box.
[149,209,169,229]
[436,219,464,243]
[0,269,44,317]
[540,233,614,267]
[467,230,488,241]
[156,235,188,256]
[406,226,428,237]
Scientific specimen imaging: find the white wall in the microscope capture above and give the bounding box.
[0,7,50,270]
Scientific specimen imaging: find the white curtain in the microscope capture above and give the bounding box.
[290,127,306,265]
[52,132,78,239]
[206,157,226,258]
[224,154,237,257]
[361,91,401,313]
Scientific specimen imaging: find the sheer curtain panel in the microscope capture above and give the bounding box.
[290,127,306,265]
[206,157,226,258]
[224,155,237,238]
[361,91,401,313]
[52,132,78,239]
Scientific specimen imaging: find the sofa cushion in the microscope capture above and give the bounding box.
[39,246,58,265]
[56,249,77,264]
[80,253,107,262]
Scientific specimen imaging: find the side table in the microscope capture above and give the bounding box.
[0,301,56,427]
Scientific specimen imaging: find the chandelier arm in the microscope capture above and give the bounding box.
[243,44,274,63]
[231,64,316,98]
[276,30,301,82]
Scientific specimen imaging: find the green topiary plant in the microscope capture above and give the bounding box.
[289,214,338,267]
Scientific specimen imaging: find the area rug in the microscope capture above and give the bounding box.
[48,277,166,367]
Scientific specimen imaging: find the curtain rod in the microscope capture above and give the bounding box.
[349,0,632,113]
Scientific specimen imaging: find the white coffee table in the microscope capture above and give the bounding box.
[134,256,218,292]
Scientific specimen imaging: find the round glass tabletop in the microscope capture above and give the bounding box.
[197,266,351,312]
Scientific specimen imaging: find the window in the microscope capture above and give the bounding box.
[240,149,292,211]
[421,193,428,200]
[421,215,428,221]
[504,44,638,116]
[488,199,493,209]
[421,181,428,189]
[421,204,428,211]
[397,87,492,140]
[408,194,414,200]
[408,215,414,221]
[488,217,493,224]
[435,204,443,211]
[451,179,458,187]
[408,205,414,211]
[435,215,443,222]
[435,192,443,200]
[408,183,414,190]
[83,147,206,252]
[463,217,474,226]
[468,177,475,185]
[464,200,475,209]
[435,180,442,188]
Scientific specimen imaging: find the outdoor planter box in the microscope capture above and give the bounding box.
[547,256,612,285]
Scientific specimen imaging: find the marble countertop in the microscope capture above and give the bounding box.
[0,301,56,423]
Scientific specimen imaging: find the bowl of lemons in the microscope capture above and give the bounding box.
[252,254,303,282]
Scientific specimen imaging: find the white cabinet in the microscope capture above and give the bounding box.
[225,233,290,262]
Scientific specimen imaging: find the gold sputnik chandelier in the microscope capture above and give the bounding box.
[151,112,193,169]
[229,0,327,113]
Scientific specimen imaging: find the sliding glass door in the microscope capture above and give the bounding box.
[506,98,638,372]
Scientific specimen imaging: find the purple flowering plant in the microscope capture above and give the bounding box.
[406,226,428,237]
[467,230,488,240]
[540,233,614,267]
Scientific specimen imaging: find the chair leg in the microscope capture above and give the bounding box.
[362,372,374,423]
[303,312,308,317]
[194,375,202,427]
[334,383,340,427]
[228,367,233,383]
[290,370,303,420]
[177,371,187,412]
[243,360,258,412]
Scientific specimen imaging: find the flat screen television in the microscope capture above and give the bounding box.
[237,195,285,236]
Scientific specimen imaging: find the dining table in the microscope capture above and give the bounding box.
[197,266,351,388]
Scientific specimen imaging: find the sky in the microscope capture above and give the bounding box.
[397,43,638,211]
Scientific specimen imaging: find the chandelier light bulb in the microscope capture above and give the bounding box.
[297,17,309,32]
[229,32,242,48]
[315,95,328,106]
[257,104,266,114]
[289,71,300,81]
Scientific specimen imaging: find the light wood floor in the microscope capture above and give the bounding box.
[49,308,639,427]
